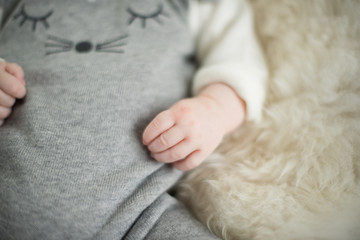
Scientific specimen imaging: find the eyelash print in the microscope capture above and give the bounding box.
[13,4,53,32]
[166,0,187,20]
[127,4,169,28]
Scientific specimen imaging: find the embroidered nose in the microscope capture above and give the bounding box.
[75,41,93,53]
[45,35,128,55]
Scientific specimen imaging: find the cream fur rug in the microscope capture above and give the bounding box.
[176,1,360,239]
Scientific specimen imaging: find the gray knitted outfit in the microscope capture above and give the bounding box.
[0,0,219,239]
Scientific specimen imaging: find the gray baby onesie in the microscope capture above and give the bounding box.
[0,0,219,239]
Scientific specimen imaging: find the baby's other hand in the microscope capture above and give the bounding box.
[0,60,26,126]
[142,96,226,171]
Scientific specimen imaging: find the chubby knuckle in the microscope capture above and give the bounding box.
[186,159,196,169]
[0,96,15,108]
[174,99,187,107]
[9,97,16,106]
[7,62,16,68]
[186,119,197,132]
[184,158,199,171]
[187,129,199,141]
[181,162,194,171]
[8,62,21,71]
[159,134,168,147]
[152,117,162,130]
[174,101,192,117]
[170,149,182,161]
[14,63,22,70]
[10,83,25,98]
[0,107,11,118]
[6,63,16,72]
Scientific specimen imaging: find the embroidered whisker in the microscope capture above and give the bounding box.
[97,35,128,48]
[45,43,72,48]
[47,35,73,47]
[46,48,72,55]
[96,43,126,50]
[95,35,127,54]
[95,49,124,54]
[45,35,73,55]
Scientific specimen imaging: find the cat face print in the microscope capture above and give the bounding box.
[8,0,188,55]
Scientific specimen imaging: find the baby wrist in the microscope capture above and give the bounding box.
[198,83,246,133]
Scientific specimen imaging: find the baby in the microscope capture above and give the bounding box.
[0,0,266,239]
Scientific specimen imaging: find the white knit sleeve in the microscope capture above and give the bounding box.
[189,0,268,122]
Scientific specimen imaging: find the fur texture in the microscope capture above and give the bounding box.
[176,1,360,239]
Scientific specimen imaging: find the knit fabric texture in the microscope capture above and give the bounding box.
[0,0,218,239]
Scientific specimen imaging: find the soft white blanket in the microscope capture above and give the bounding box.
[177,1,360,239]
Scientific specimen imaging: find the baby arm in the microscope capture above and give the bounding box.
[0,60,26,126]
[143,0,268,171]
[142,83,246,171]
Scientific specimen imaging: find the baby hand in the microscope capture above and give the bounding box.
[0,60,26,126]
[142,96,227,171]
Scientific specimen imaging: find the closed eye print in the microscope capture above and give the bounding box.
[13,4,53,32]
[127,4,169,28]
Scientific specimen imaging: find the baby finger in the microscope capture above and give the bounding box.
[0,106,12,120]
[172,150,206,171]
[151,140,197,163]
[0,89,16,107]
[0,71,26,99]
[142,110,175,145]
[5,63,25,85]
[147,126,185,153]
